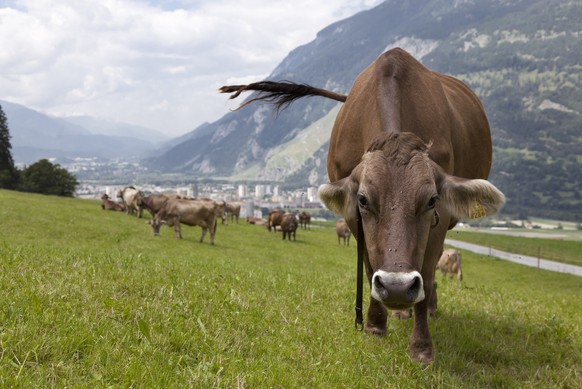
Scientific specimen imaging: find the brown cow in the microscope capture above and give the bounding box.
[246,216,266,225]
[267,209,285,232]
[138,193,179,218]
[148,198,217,244]
[280,213,298,241]
[225,202,242,224]
[298,211,311,230]
[220,47,505,364]
[436,249,463,281]
[336,218,351,246]
[100,194,125,212]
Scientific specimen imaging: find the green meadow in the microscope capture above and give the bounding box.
[0,189,581,388]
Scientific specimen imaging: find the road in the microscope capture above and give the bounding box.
[445,239,582,277]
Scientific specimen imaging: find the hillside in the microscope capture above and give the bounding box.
[145,0,579,221]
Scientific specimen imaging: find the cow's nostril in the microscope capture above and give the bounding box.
[373,275,385,291]
[408,276,422,299]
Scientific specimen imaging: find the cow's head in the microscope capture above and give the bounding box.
[318,132,505,310]
[147,218,169,236]
[437,249,457,270]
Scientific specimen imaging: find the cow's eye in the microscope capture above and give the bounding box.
[357,193,369,209]
[428,195,439,209]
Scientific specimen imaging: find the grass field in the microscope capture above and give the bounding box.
[1,189,581,388]
[447,229,582,267]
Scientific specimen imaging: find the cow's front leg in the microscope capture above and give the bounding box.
[174,220,183,239]
[428,282,438,317]
[209,227,215,245]
[199,227,207,243]
[410,289,433,365]
[365,298,387,335]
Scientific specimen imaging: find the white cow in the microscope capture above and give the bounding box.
[117,186,144,218]
[436,249,463,281]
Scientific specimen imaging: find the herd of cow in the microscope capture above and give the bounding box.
[102,186,464,280]
[101,186,241,245]
[101,185,354,245]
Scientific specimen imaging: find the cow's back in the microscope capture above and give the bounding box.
[122,187,138,203]
[172,200,216,228]
[268,210,285,230]
[327,48,491,182]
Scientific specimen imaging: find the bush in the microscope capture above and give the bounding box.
[17,159,78,197]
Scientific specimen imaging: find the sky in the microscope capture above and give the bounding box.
[0,0,383,137]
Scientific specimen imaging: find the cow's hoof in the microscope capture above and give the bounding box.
[364,325,386,336]
[410,341,434,366]
[411,349,434,367]
[391,309,412,320]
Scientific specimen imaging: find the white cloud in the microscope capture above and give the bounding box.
[0,0,383,136]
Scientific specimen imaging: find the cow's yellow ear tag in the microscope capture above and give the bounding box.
[470,201,487,219]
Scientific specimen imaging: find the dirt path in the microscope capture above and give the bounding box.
[445,239,582,277]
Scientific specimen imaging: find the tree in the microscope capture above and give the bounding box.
[0,104,19,189]
[18,159,78,197]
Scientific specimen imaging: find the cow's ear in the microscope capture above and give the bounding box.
[318,176,359,220]
[437,172,505,220]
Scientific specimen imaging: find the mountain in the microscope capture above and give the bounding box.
[62,115,170,144]
[1,100,166,164]
[144,1,580,220]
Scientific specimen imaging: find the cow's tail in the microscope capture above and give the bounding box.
[219,81,347,112]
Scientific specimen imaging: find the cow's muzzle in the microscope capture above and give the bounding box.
[371,270,425,308]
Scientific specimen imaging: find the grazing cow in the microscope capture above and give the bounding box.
[267,209,285,232]
[280,213,298,241]
[225,202,242,224]
[100,194,125,212]
[148,198,218,244]
[298,211,311,230]
[220,47,505,364]
[336,218,351,246]
[436,249,463,281]
[117,186,144,218]
[137,193,179,218]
